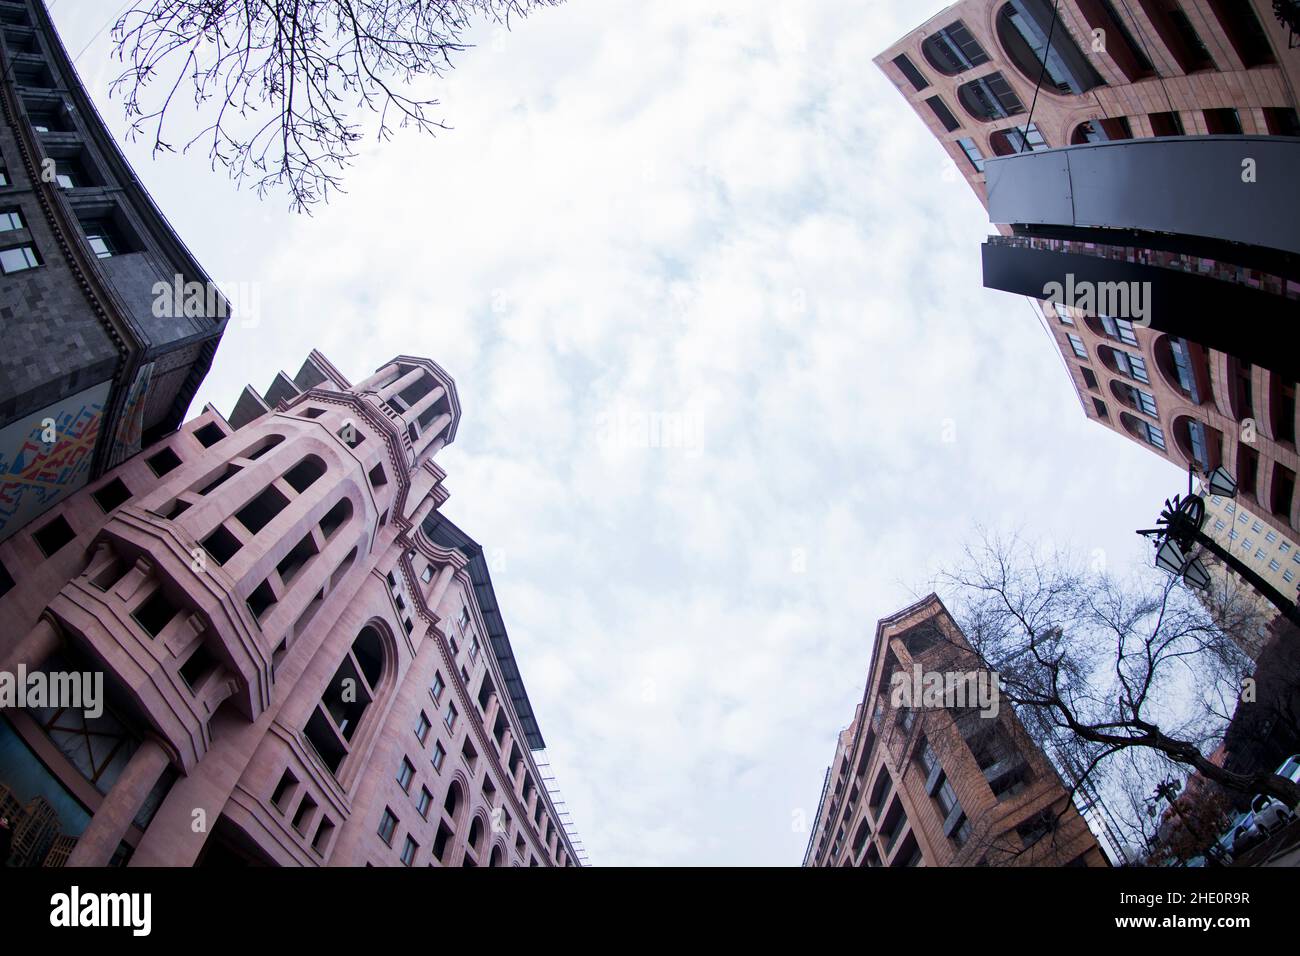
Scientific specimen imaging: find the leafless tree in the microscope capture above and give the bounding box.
[109,0,565,211]
[935,530,1300,813]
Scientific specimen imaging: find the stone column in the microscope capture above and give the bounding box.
[0,617,62,676]
[377,367,425,403]
[426,563,457,612]
[403,385,446,425]
[354,363,399,393]
[407,493,438,529]
[416,414,452,456]
[67,737,171,867]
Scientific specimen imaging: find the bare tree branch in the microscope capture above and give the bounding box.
[109,0,565,211]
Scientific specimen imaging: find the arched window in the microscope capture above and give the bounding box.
[303,625,389,776]
[284,455,326,493]
[1097,344,1149,386]
[1172,416,1222,472]
[1120,412,1166,451]
[1152,335,1212,407]
[995,1,1103,94]
[921,20,989,75]
[468,816,484,852]
[957,73,1025,121]
[1109,379,1158,418]
[320,498,353,540]
[489,845,504,867]
[443,781,464,824]
[989,123,1046,155]
[241,433,285,461]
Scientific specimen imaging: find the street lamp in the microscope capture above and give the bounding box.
[1138,466,1300,627]
[1204,465,1237,498]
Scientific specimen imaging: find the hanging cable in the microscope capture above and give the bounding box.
[1116,0,1178,117]
[1017,0,1060,152]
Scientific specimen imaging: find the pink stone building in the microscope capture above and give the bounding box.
[0,351,582,867]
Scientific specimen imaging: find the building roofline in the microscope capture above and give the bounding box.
[420,512,545,750]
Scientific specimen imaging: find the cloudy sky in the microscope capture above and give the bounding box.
[53,0,1185,865]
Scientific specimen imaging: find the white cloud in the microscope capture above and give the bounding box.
[54,0,1186,865]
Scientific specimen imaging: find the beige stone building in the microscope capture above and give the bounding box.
[803,595,1107,867]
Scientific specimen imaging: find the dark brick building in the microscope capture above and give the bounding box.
[0,0,227,546]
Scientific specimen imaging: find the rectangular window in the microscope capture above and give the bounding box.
[1285,570,1295,583]
[925,95,961,132]
[432,741,446,772]
[444,703,458,730]
[1066,333,1087,359]
[33,514,75,556]
[1264,108,1300,137]
[397,757,415,792]
[1080,367,1098,391]
[400,835,417,866]
[1149,110,1185,137]
[377,808,398,845]
[91,476,131,513]
[0,243,39,273]
[1269,559,1281,572]
[955,137,985,172]
[430,671,444,701]
[1101,314,1139,346]
[0,208,22,232]
[891,54,929,92]
[1145,423,1166,450]
[415,711,431,744]
[417,787,432,819]
[1204,108,1242,134]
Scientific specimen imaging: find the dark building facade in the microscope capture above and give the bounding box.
[0,0,227,545]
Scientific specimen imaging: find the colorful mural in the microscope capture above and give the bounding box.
[0,381,110,543]
[109,361,154,466]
